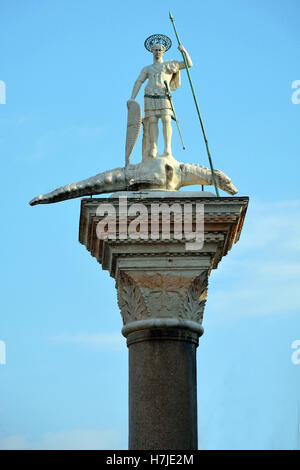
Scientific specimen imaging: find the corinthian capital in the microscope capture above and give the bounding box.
[116,269,208,337]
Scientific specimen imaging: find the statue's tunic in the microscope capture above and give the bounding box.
[136,60,181,117]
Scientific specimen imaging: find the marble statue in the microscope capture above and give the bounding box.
[129,38,192,159]
[29,34,238,207]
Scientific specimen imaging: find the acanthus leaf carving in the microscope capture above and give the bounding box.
[117,272,148,325]
[181,271,208,324]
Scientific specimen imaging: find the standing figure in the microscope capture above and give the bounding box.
[129,34,192,160]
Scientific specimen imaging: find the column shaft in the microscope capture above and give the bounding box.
[127,327,199,450]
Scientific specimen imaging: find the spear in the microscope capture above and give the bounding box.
[169,11,220,197]
[164,80,185,150]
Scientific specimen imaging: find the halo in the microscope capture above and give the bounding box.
[144,34,172,53]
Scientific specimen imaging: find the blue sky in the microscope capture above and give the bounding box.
[0,0,299,450]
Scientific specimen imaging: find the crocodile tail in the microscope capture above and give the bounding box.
[29,168,126,206]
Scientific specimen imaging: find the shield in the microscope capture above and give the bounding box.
[125,100,142,166]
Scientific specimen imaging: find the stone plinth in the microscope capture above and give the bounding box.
[79,193,248,450]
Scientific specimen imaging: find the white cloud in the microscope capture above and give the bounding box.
[52,331,124,352]
[0,428,123,450]
[206,199,300,324]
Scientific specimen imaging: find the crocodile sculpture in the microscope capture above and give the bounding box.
[29,154,238,206]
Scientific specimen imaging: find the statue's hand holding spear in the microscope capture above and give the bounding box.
[177,44,193,70]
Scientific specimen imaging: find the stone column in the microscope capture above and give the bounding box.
[79,192,248,450]
[118,262,208,450]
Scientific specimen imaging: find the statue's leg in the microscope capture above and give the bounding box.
[161,112,172,156]
[149,115,159,158]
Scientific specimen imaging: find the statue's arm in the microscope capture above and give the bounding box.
[178,45,193,69]
[130,67,148,100]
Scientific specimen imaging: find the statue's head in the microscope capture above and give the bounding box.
[144,34,172,61]
[151,43,166,61]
